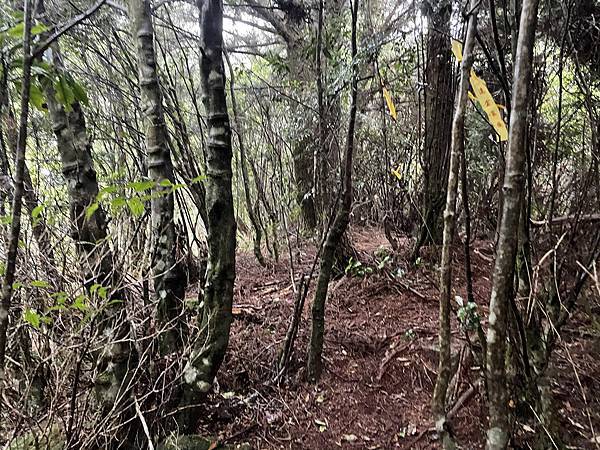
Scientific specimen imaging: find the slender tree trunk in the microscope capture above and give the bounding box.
[1,109,58,284]
[432,3,478,447]
[183,0,236,397]
[0,0,32,411]
[307,0,358,383]
[486,1,539,448]
[128,0,186,355]
[224,51,265,267]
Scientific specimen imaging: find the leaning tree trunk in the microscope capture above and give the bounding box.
[432,2,478,448]
[307,0,358,383]
[128,0,186,355]
[486,0,539,448]
[183,0,236,398]
[413,0,454,258]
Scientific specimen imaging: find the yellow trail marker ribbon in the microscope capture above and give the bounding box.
[383,87,397,121]
[469,70,508,141]
[450,37,508,141]
[451,39,463,62]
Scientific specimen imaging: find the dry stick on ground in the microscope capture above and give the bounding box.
[0,0,33,414]
[306,0,359,383]
[431,1,478,448]
[485,0,540,447]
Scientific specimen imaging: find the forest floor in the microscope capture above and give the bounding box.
[192,227,600,449]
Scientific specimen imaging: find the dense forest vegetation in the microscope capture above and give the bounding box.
[0,0,599,448]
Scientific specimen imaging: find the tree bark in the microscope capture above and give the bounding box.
[432,2,478,447]
[128,0,186,355]
[183,0,236,397]
[485,0,539,448]
[307,0,358,383]
[413,0,454,258]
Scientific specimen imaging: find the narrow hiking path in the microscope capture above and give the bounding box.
[191,227,600,449]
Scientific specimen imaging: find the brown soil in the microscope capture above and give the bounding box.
[193,227,600,449]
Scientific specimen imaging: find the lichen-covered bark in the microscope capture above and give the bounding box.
[414,0,454,256]
[307,0,358,383]
[40,40,135,409]
[128,0,186,355]
[432,3,478,447]
[485,0,540,448]
[183,0,236,396]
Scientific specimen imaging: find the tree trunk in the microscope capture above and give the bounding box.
[485,0,539,448]
[307,0,358,383]
[183,0,236,397]
[432,3,478,447]
[128,0,187,355]
[413,0,454,258]
[224,51,265,267]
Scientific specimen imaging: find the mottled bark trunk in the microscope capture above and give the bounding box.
[432,3,478,447]
[183,0,236,397]
[307,0,358,383]
[485,0,539,448]
[128,0,186,355]
[414,0,454,257]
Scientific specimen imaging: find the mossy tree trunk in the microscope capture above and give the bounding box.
[128,0,186,355]
[183,0,236,398]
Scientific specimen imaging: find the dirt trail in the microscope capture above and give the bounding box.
[194,227,600,449]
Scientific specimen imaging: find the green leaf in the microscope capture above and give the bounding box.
[85,202,99,220]
[71,295,88,311]
[110,197,127,212]
[30,23,49,36]
[7,22,24,38]
[30,60,53,77]
[191,175,206,184]
[128,180,155,192]
[31,204,44,219]
[71,79,89,106]
[30,280,49,289]
[97,286,108,299]
[0,215,12,225]
[53,75,75,112]
[127,197,145,217]
[29,82,46,111]
[24,308,41,329]
[159,179,173,187]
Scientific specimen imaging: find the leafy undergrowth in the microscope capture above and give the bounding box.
[193,227,600,449]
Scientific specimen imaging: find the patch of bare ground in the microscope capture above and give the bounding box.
[193,227,600,449]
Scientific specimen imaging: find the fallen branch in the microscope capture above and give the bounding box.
[530,213,600,228]
[376,341,412,382]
